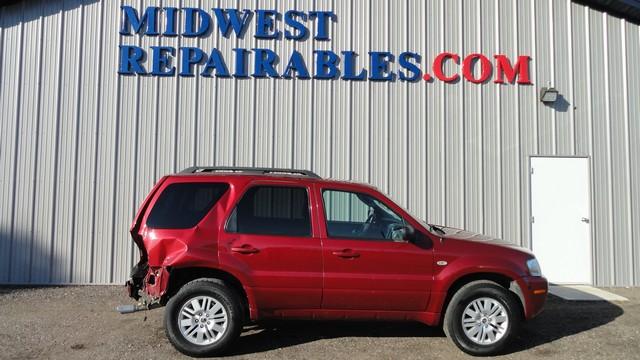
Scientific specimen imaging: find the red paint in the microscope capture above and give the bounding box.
[432,52,460,82]
[462,53,492,84]
[428,52,531,85]
[494,54,532,84]
[128,172,547,326]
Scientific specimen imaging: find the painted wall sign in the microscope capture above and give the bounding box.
[118,6,532,84]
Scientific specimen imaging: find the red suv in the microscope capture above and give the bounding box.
[122,167,547,356]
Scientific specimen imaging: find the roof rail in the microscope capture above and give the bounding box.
[179,166,322,179]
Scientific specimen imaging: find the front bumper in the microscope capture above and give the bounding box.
[516,275,548,319]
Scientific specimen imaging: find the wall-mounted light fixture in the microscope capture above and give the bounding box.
[540,87,559,104]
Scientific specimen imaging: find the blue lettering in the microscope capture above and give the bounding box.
[309,11,335,40]
[179,47,205,76]
[233,48,249,78]
[283,51,310,79]
[253,48,280,78]
[184,8,211,37]
[120,6,159,36]
[164,7,178,36]
[201,49,230,77]
[118,45,147,74]
[151,46,176,76]
[341,51,366,80]
[399,52,421,81]
[314,50,340,79]
[255,10,280,39]
[213,8,252,38]
[284,11,308,40]
[369,52,394,81]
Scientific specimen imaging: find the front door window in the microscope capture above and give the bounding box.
[322,189,407,241]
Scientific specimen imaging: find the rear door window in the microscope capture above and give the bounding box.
[226,186,311,237]
[146,183,229,229]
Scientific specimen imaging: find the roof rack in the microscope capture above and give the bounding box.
[179,166,322,179]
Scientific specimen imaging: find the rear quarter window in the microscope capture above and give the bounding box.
[146,182,229,229]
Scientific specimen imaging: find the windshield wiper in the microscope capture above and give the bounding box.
[429,224,446,235]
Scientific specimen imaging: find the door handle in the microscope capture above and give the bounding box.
[332,249,360,259]
[231,244,260,254]
[581,217,590,223]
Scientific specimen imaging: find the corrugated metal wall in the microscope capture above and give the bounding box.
[0,0,638,286]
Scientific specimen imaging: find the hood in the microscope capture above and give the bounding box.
[433,225,534,256]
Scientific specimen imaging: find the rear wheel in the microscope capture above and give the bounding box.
[165,279,242,357]
[443,280,521,356]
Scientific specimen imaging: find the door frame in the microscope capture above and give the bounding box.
[528,155,594,285]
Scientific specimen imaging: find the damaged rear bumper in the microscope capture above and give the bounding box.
[125,261,170,303]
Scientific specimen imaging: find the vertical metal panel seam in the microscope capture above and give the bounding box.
[193,0,202,165]
[636,22,640,285]
[477,0,484,234]
[291,0,298,169]
[585,6,597,285]
[495,0,502,237]
[215,0,222,164]
[69,2,86,282]
[530,0,538,154]
[0,6,4,91]
[48,2,65,282]
[128,0,143,271]
[151,0,162,179]
[329,0,336,177]
[440,0,445,223]
[514,0,521,245]
[27,3,46,282]
[309,0,316,171]
[348,0,353,179]
[251,0,257,166]
[402,0,408,204]
[636,23,640,285]
[109,0,125,283]
[7,3,25,282]
[269,0,278,168]
[172,0,183,172]
[385,0,390,191]
[621,19,634,284]
[423,0,428,218]
[567,0,575,154]
[549,0,556,154]
[366,0,371,182]
[89,0,105,282]
[459,0,465,228]
[603,13,615,284]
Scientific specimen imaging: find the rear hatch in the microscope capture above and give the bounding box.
[130,176,168,261]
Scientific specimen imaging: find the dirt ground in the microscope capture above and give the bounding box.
[0,286,638,360]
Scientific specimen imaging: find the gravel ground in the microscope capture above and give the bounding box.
[0,286,638,360]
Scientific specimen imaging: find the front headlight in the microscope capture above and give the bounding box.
[526,258,542,277]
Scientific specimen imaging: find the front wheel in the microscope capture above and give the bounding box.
[443,280,522,356]
[165,279,243,357]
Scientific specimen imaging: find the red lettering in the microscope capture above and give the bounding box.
[462,54,492,84]
[432,52,460,82]
[494,55,531,84]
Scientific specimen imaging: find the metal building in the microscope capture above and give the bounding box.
[0,0,639,286]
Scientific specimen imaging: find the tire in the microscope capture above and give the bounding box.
[443,280,522,356]
[165,278,243,357]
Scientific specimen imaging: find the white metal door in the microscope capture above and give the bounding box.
[530,157,592,284]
